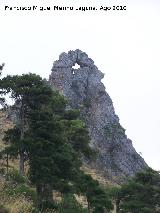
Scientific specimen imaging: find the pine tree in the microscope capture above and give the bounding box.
[76,172,113,213]
[116,168,160,213]
[24,87,94,209]
[1,72,100,211]
[58,194,87,213]
[64,109,96,159]
[1,73,45,175]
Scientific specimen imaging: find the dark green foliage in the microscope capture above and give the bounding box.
[2,169,36,202]
[0,73,43,97]
[5,183,36,201]
[64,109,80,120]
[58,194,87,213]
[23,89,82,186]
[6,74,93,209]
[2,127,21,159]
[65,118,96,159]
[1,72,100,211]
[37,201,58,212]
[1,71,160,213]
[76,172,113,213]
[0,168,5,175]
[6,169,28,184]
[1,73,47,175]
[105,185,121,199]
[116,168,160,213]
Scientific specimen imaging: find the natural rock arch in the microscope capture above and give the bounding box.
[49,50,147,183]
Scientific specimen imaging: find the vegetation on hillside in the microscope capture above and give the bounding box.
[113,168,160,213]
[0,70,113,212]
[0,65,160,213]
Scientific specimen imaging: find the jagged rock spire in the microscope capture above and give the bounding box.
[49,50,147,183]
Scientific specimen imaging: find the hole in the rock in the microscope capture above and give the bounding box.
[72,63,80,69]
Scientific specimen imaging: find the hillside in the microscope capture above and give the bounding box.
[0,50,149,212]
[0,110,35,212]
[0,110,116,212]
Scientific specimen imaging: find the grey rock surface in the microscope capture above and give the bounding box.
[49,49,147,183]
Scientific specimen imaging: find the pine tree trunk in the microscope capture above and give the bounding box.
[36,183,43,207]
[6,152,9,174]
[43,184,53,203]
[116,198,120,213]
[19,152,25,176]
[36,183,53,208]
[19,103,25,176]
[87,198,91,213]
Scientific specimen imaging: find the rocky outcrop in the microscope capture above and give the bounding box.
[49,49,147,183]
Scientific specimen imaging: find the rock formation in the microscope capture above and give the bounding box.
[49,49,147,183]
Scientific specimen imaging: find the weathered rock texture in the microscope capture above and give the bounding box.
[49,49,147,183]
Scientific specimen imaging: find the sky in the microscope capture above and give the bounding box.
[0,0,160,170]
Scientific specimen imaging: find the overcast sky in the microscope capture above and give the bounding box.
[0,0,160,170]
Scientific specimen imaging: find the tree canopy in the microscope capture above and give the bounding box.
[0,73,100,210]
[2,72,159,213]
[114,168,160,213]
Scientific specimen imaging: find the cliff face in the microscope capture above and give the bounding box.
[49,49,147,183]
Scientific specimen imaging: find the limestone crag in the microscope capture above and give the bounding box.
[49,49,147,183]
